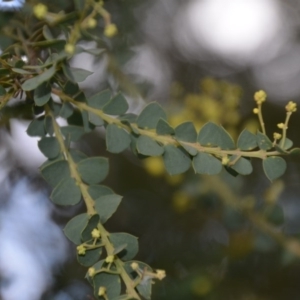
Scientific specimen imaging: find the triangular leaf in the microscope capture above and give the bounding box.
[61,125,85,141]
[95,194,123,223]
[62,64,93,82]
[198,122,235,150]
[34,82,51,106]
[27,117,46,137]
[88,185,114,199]
[256,132,273,150]
[93,273,121,300]
[237,129,257,150]
[156,119,174,135]
[230,156,253,175]
[136,135,164,156]
[106,124,131,153]
[175,122,197,142]
[263,156,287,181]
[38,137,60,159]
[109,233,138,261]
[82,214,100,242]
[192,152,222,175]
[87,89,111,109]
[78,247,102,267]
[137,102,167,129]
[103,93,128,115]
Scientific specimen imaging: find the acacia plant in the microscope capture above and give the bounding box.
[0,1,299,299]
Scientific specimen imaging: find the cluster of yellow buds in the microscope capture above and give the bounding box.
[33,4,48,20]
[277,123,286,129]
[64,43,75,55]
[91,228,101,239]
[88,267,96,277]
[77,244,86,256]
[104,24,118,38]
[105,255,115,263]
[221,156,230,166]
[285,101,297,113]
[98,286,106,297]
[254,90,267,105]
[273,132,282,140]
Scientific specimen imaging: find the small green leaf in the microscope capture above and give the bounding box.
[163,145,191,175]
[62,64,93,83]
[81,110,94,132]
[88,185,114,199]
[175,122,197,142]
[137,102,167,129]
[230,156,253,175]
[61,125,85,141]
[78,247,102,267]
[22,65,56,91]
[44,116,54,136]
[59,102,74,118]
[237,129,258,150]
[87,89,111,109]
[63,213,89,245]
[95,194,122,223]
[156,119,174,135]
[198,122,235,149]
[256,132,273,150]
[106,124,131,153]
[192,152,222,175]
[40,159,70,187]
[34,82,51,106]
[136,136,164,156]
[109,233,138,261]
[51,178,81,205]
[263,156,287,181]
[27,117,45,137]
[88,112,104,126]
[82,214,100,242]
[77,157,109,184]
[279,138,293,150]
[38,137,60,159]
[43,25,53,40]
[103,93,128,115]
[93,273,121,300]
[69,149,88,162]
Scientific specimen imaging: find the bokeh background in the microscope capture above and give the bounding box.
[1,0,300,299]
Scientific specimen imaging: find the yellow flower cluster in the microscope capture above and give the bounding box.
[91,228,101,239]
[273,132,282,140]
[98,286,106,296]
[105,255,115,263]
[33,4,48,20]
[77,245,86,255]
[104,24,118,38]
[254,90,267,104]
[285,101,297,113]
[88,267,96,277]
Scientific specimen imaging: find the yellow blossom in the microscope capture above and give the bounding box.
[33,4,48,20]
[221,156,230,165]
[91,228,101,239]
[105,255,115,263]
[104,24,118,38]
[156,269,166,280]
[98,286,106,296]
[87,18,97,29]
[254,90,267,104]
[277,123,285,129]
[88,267,96,277]
[64,43,75,55]
[77,245,86,256]
[131,262,139,270]
[285,101,297,113]
[273,132,282,140]
[253,108,259,114]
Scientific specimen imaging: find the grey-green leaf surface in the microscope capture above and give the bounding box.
[163,145,191,175]
[87,89,111,109]
[59,102,74,118]
[34,82,51,106]
[62,65,93,82]
[136,135,164,156]
[193,152,222,175]
[230,156,253,175]
[77,157,109,184]
[88,185,114,199]
[93,273,121,300]
[109,233,139,261]
[137,102,167,129]
[60,125,85,141]
[156,119,174,135]
[40,159,70,187]
[175,122,197,142]
[77,248,102,267]
[38,137,60,159]
[63,213,89,245]
[27,118,45,137]
[95,194,122,223]
[82,214,100,242]
[88,112,104,126]
[103,93,128,115]
[50,178,81,205]
[198,122,235,149]
[106,124,131,153]
[237,129,258,150]
[263,156,287,181]
[256,132,273,150]
[22,65,56,91]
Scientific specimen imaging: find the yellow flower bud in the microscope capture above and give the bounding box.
[222,156,230,165]
[254,90,267,104]
[253,108,259,114]
[131,262,139,270]
[77,245,86,256]
[33,4,48,20]
[87,18,97,29]
[88,267,96,277]
[273,132,282,140]
[65,43,75,55]
[285,101,297,113]
[98,286,106,296]
[105,255,115,263]
[277,123,285,129]
[104,24,118,38]
[156,269,166,280]
[91,228,101,239]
